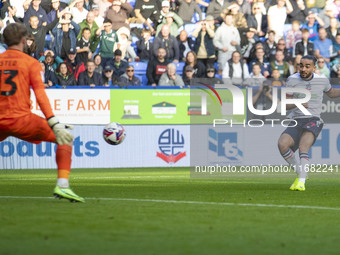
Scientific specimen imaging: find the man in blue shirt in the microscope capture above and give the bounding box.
[24,0,48,26]
[314,27,334,64]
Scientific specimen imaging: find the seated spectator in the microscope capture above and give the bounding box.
[96,19,119,67]
[177,0,202,24]
[293,28,314,58]
[106,0,133,31]
[116,27,138,61]
[70,0,88,24]
[222,51,250,85]
[276,39,293,64]
[314,27,334,63]
[94,54,103,74]
[158,63,185,86]
[213,13,240,72]
[47,0,64,25]
[76,27,92,64]
[239,27,256,62]
[78,59,104,86]
[316,57,330,78]
[285,20,302,51]
[153,24,180,62]
[301,11,325,42]
[220,1,247,28]
[326,17,340,42]
[40,61,58,88]
[133,0,158,33]
[92,4,104,27]
[64,48,86,80]
[24,0,48,26]
[120,65,142,86]
[206,0,230,21]
[270,68,285,86]
[39,50,64,73]
[102,65,119,86]
[247,2,267,38]
[201,65,223,86]
[109,49,128,77]
[147,47,169,86]
[52,17,81,60]
[137,29,154,62]
[55,62,78,86]
[77,11,100,53]
[192,19,216,68]
[177,30,194,62]
[287,0,308,24]
[248,47,271,78]
[156,12,183,37]
[24,34,38,59]
[263,30,277,62]
[245,62,265,86]
[183,65,195,85]
[183,51,206,80]
[270,50,290,79]
[149,0,172,30]
[267,0,293,42]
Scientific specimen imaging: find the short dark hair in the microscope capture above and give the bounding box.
[3,23,28,47]
[103,19,112,24]
[301,55,317,65]
[82,27,91,34]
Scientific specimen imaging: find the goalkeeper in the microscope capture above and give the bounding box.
[0,23,84,203]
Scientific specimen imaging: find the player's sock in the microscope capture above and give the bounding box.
[299,152,310,184]
[56,144,72,188]
[282,148,300,175]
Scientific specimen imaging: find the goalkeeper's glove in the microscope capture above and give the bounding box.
[47,116,74,145]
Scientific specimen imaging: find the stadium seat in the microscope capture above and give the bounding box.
[130,62,148,75]
[129,23,144,29]
[175,62,185,75]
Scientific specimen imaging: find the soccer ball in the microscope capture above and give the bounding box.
[103,122,126,145]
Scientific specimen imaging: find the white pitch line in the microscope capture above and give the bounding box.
[0,196,339,211]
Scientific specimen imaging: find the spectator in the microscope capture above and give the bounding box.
[133,0,158,33]
[177,30,195,62]
[270,68,285,86]
[331,64,340,81]
[149,0,172,29]
[293,54,302,73]
[4,0,25,21]
[102,65,119,86]
[47,0,64,24]
[76,27,92,64]
[285,20,302,51]
[92,4,104,27]
[109,49,128,77]
[156,12,183,37]
[201,65,223,86]
[84,0,94,10]
[24,0,48,26]
[251,82,276,119]
[314,27,334,63]
[70,0,89,24]
[267,0,293,42]
[52,17,81,60]
[94,54,103,74]
[183,51,206,81]
[40,61,58,88]
[183,65,195,85]
[220,1,247,28]
[77,11,100,53]
[248,47,271,77]
[301,11,325,41]
[158,63,185,86]
[318,4,335,28]
[334,34,340,57]
[276,38,293,64]
[177,0,202,24]
[206,0,230,20]
[26,13,59,56]
[328,0,340,18]
[245,62,265,87]
[55,62,78,86]
[192,19,216,68]
[153,24,180,62]
[96,19,119,67]
[222,51,250,85]
[137,29,154,61]
[239,27,256,62]
[120,65,142,86]
[247,2,267,38]
[64,47,86,80]
[237,0,251,16]
[316,57,330,78]
[116,27,138,61]
[93,0,112,18]
[106,0,133,31]
[213,13,240,72]
[263,30,277,62]
[39,50,64,73]
[24,34,38,59]
[270,50,290,79]
[78,59,104,86]
[326,17,340,42]
[293,28,314,57]
[287,0,308,24]
[147,47,169,86]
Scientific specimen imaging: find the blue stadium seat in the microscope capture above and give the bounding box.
[130,62,148,75]
[130,23,144,29]
[175,62,185,75]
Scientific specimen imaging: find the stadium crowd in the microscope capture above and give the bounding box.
[0,0,339,87]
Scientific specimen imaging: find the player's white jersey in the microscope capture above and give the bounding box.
[286,72,332,119]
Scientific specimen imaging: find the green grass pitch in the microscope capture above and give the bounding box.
[1,167,340,255]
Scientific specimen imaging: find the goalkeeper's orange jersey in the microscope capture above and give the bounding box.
[0,49,53,119]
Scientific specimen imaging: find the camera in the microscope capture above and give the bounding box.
[263,85,269,93]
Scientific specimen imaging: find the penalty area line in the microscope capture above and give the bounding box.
[0,196,340,211]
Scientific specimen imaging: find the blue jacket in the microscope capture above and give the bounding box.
[52,21,80,57]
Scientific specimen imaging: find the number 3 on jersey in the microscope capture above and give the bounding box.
[0,70,18,96]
